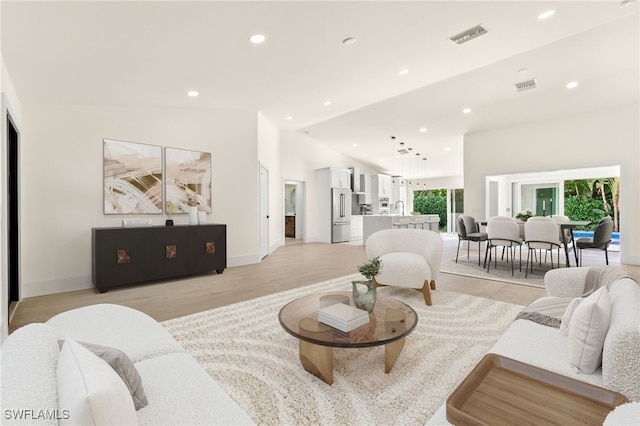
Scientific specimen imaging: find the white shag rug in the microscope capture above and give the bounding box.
[162,274,524,425]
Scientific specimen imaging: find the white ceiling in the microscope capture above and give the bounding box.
[2,1,639,179]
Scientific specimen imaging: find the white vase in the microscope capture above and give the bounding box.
[198,211,206,225]
[188,206,198,225]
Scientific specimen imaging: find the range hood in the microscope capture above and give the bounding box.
[349,167,366,194]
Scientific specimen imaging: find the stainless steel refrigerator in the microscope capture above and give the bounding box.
[332,188,351,243]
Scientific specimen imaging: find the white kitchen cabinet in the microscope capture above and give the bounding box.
[330,168,351,189]
[350,215,363,240]
[377,174,391,196]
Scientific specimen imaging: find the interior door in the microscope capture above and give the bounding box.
[259,164,269,259]
[6,112,20,321]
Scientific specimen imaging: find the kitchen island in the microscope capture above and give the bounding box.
[362,214,440,244]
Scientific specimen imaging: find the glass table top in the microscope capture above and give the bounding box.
[278,292,418,348]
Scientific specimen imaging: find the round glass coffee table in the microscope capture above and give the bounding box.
[278,291,418,385]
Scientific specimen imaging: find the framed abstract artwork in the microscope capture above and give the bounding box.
[164,147,212,213]
[103,139,163,214]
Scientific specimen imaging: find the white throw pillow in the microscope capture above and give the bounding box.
[57,339,137,426]
[568,287,612,374]
[559,297,583,336]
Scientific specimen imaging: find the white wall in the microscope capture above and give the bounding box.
[20,103,259,297]
[464,104,640,265]
[257,113,283,253]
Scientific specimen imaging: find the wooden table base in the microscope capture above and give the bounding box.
[298,338,407,385]
[297,307,408,385]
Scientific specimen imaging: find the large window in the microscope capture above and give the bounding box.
[413,188,453,232]
[487,166,620,233]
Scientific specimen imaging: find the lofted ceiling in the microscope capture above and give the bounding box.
[2,1,639,180]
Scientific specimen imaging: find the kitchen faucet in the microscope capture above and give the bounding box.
[395,200,405,216]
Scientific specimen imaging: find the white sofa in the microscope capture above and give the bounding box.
[1,303,254,425]
[428,266,640,424]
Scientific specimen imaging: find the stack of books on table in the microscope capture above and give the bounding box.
[318,303,370,332]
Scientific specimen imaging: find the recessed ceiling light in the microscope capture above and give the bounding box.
[286,116,293,120]
[444,147,452,152]
[353,143,358,147]
[399,69,409,76]
[249,34,266,44]
[186,90,199,97]
[419,127,427,133]
[621,0,637,6]
[462,108,472,114]
[324,101,332,106]
[342,37,357,45]
[566,81,579,89]
[518,68,528,75]
[379,158,384,162]
[538,10,556,20]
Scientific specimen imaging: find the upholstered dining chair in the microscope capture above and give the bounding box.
[365,228,443,306]
[524,217,562,277]
[576,216,614,266]
[485,216,523,276]
[551,215,573,243]
[456,215,488,266]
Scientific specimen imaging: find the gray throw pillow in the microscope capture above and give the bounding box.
[59,339,148,410]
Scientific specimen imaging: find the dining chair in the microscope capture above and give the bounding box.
[552,215,581,267]
[576,216,614,266]
[456,215,488,266]
[524,217,562,277]
[485,216,522,276]
[551,215,573,242]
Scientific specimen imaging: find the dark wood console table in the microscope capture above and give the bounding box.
[92,224,226,292]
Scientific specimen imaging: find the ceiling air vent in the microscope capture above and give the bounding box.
[397,149,409,155]
[515,78,537,92]
[449,25,488,44]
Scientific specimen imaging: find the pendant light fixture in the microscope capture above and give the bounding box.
[391,136,396,184]
[422,157,427,190]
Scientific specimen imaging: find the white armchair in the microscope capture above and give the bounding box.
[365,229,444,305]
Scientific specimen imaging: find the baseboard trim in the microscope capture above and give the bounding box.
[21,253,266,297]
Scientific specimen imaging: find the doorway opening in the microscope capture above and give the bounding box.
[259,163,269,260]
[284,179,305,245]
[6,112,20,323]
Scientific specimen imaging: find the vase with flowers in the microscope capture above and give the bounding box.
[515,209,534,222]
[165,201,175,226]
[352,257,382,312]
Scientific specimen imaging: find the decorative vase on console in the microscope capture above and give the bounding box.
[187,194,198,225]
[198,211,206,225]
[165,201,174,226]
[352,257,381,312]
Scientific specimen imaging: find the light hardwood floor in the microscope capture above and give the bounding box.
[9,238,638,333]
